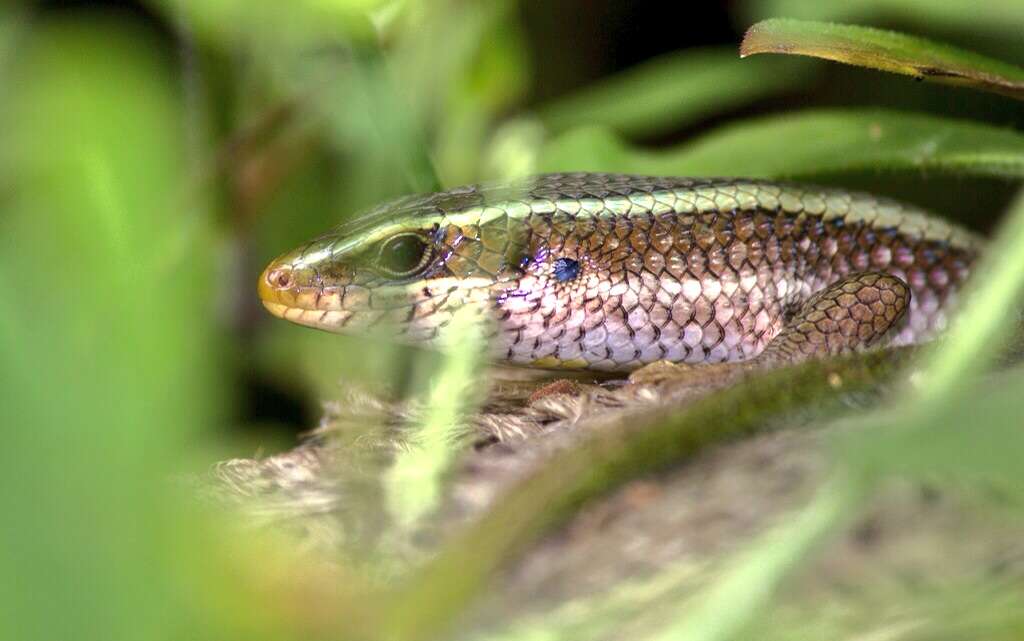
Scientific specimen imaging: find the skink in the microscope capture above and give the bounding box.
[258,173,980,372]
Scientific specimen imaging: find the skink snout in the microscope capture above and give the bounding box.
[258,243,359,330]
[258,256,317,314]
[258,261,291,311]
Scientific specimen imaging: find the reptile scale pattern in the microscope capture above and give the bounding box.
[259,173,981,372]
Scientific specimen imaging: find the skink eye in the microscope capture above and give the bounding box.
[376,232,432,278]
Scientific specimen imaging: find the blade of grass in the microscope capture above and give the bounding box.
[539,109,1024,179]
[916,188,1024,395]
[741,19,1024,101]
[384,306,488,531]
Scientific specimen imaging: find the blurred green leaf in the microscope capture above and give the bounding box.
[848,369,1024,497]
[382,350,910,641]
[163,0,443,199]
[0,6,21,68]
[742,19,1024,100]
[538,48,812,138]
[389,2,518,120]
[256,324,415,403]
[917,189,1024,396]
[539,109,1024,179]
[435,2,530,183]
[481,117,547,180]
[0,15,270,641]
[385,307,487,531]
[323,54,442,193]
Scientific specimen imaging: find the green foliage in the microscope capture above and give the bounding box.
[742,19,1024,100]
[385,307,488,530]
[540,109,1024,179]
[0,15,236,641]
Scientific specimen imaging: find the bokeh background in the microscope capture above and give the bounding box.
[4,1,1024,640]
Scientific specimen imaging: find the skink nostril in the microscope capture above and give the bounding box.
[267,268,292,289]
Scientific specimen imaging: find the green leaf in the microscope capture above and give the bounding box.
[537,47,812,138]
[539,109,1024,179]
[917,189,1024,396]
[741,19,1024,100]
[385,307,488,531]
[0,16,230,641]
[848,368,1024,498]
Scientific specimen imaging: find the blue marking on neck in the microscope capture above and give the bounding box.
[552,257,580,282]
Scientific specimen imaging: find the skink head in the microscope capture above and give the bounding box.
[257,187,526,344]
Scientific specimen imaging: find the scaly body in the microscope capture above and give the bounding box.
[259,173,980,372]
